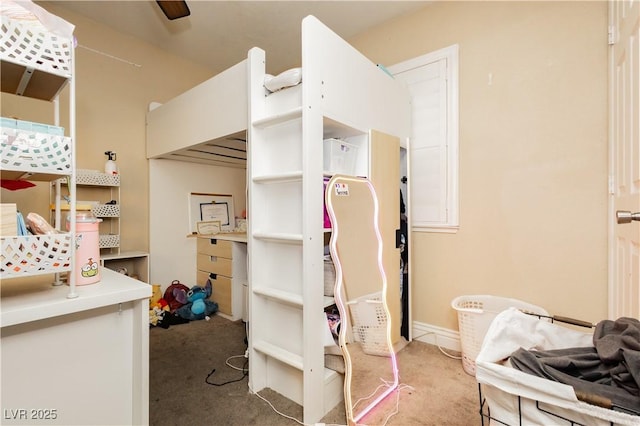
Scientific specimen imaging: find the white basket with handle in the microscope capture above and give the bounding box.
[451,295,548,375]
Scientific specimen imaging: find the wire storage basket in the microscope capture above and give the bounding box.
[349,292,390,357]
[451,295,548,376]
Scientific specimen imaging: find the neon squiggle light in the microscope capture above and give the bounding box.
[325,174,399,425]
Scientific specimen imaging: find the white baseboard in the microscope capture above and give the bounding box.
[411,321,461,353]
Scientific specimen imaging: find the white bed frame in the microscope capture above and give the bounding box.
[147,15,410,424]
[146,60,247,167]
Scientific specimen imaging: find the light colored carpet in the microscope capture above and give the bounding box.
[149,315,478,425]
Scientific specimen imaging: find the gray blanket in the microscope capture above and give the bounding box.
[510,317,640,415]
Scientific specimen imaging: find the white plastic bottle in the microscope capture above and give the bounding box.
[105,151,117,175]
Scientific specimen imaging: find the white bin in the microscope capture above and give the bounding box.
[323,138,358,175]
[451,295,548,375]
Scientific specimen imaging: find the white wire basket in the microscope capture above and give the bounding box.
[1,234,72,277]
[99,234,119,249]
[0,15,73,80]
[349,292,391,357]
[76,170,120,186]
[451,295,549,375]
[0,129,72,175]
[92,204,119,218]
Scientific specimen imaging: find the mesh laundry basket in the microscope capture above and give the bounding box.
[451,295,548,376]
[349,292,390,357]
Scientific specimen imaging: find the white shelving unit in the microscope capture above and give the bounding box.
[77,170,121,251]
[52,170,121,250]
[0,3,77,297]
[1,7,151,424]
[52,170,151,282]
[101,250,150,283]
[247,17,410,424]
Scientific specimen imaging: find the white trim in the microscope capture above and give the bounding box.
[412,320,461,353]
[607,0,615,319]
[413,225,460,234]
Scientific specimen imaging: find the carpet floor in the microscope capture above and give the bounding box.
[149,314,479,425]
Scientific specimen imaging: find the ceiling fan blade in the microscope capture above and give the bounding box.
[156,1,190,20]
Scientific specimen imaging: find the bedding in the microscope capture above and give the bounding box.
[264,67,302,93]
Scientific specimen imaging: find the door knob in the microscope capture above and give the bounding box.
[616,210,640,224]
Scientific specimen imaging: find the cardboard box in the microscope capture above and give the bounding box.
[1,203,18,236]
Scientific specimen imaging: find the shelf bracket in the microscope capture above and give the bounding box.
[16,66,35,96]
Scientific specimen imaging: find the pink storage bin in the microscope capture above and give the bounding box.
[323,176,331,229]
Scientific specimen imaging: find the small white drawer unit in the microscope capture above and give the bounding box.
[196,234,247,320]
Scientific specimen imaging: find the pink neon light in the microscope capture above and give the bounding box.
[353,371,399,424]
[326,174,400,424]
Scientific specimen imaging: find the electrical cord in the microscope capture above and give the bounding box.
[412,331,462,360]
[206,325,249,387]
[205,355,248,386]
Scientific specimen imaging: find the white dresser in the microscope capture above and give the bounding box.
[196,233,247,321]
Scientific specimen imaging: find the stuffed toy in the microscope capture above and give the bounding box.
[163,280,190,313]
[150,284,162,306]
[175,279,218,321]
[149,305,165,326]
[149,299,170,326]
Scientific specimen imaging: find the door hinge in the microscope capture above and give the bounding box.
[608,26,616,45]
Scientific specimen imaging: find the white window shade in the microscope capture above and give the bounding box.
[390,45,459,231]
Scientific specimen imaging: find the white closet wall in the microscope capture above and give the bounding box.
[148,159,246,288]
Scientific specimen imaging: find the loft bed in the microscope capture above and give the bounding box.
[247,16,410,425]
[145,54,303,167]
[147,15,410,424]
[146,60,247,168]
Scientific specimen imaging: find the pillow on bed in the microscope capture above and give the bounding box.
[264,67,302,93]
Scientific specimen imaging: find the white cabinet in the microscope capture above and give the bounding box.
[1,269,150,425]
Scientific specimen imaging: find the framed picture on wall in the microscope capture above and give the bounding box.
[188,193,235,233]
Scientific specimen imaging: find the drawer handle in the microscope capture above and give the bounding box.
[209,238,218,244]
[209,273,217,280]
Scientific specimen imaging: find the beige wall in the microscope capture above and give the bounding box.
[1,2,215,253]
[2,1,608,332]
[349,1,609,329]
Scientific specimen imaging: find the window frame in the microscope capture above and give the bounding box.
[388,44,459,233]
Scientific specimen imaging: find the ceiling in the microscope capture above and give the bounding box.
[43,0,430,76]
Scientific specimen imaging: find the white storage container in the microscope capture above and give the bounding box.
[323,138,358,175]
[451,295,548,375]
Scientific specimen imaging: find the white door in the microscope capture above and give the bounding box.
[369,130,401,344]
[609,0,640,319]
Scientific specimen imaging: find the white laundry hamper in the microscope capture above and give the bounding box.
[451,295,548,375]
